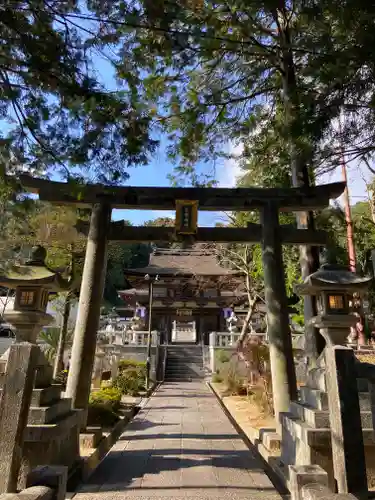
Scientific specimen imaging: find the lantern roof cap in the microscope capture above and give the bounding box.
[295,263,372,295]
[0,246,72,291]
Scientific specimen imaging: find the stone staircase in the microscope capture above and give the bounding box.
[165,344,204,381]
[21,376,81,488]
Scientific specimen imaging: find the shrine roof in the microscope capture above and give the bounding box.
[125,247,241,277]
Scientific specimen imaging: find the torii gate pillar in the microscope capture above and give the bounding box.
[65,203,112,428]
[261,202,298,430]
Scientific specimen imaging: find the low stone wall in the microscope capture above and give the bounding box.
[96,344,166,386]
[208,343,306,385]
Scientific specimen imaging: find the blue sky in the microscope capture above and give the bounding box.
[110,141,231,226]
[94,56,229,226]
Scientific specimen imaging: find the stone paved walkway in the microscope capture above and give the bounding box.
[75,382,282,500]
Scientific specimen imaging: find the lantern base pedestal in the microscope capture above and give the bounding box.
[309,315,357,347]
[3,309,54,343]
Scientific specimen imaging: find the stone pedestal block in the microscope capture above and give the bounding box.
[280,381,375,492]
[79,427,103,449]
[289,465,328,500]
[27,465,68,500]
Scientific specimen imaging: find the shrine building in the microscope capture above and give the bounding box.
[117,245,255,344]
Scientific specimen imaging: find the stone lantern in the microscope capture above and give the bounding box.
[0,246,81,487]
[0,246,71,378]
[295,263,371,349]
[277,264,373,489]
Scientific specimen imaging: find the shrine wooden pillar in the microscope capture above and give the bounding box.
[260,202,297,429]
[66,203,112,427]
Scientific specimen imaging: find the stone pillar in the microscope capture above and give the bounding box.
[325,345,367,495]
[92,347,105,389]
[65,203,111,427]
[0,343,38,493]
[260,202,297,428]
[209,332,216,373]
[53,293,71,379]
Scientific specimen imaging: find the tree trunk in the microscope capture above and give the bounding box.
[238,298,257,346]
[53,293,71,379]
[0,288,11,317]
[276,5,324,364]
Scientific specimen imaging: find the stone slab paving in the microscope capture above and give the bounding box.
[75,382,282,500]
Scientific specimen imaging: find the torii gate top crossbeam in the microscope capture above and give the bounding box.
[19,175,345,211]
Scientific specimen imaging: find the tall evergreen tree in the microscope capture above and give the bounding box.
[0,1,158,182]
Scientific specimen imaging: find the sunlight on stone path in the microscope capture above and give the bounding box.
[74,382,282,499]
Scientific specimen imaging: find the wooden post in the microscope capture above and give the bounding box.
[0,343,38,493]
[65,203,111,427]
[260,202,297,428]
[325,345,367,496]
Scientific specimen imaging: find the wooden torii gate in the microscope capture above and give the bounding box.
[19,175,345,429]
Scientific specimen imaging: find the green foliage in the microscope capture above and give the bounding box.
[0,181,37,271]
[237,337,273,414]
[223,366,247,396]
[0,2,157,181]
[215,349,230,364]
[351,201,375,274]
[291,314,305,328]
[89,387,122,408]
[38,327,73,364]
[144,217,175,227]
[144,216,181,248]
[118,359,146,371]
[54,369,69,388]
[114,361,146,396]
[100,0,375,185]
[211,373,223,384]
[88,387,122,427]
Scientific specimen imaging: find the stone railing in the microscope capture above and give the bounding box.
[208,332,240,373]
[209,331,240,348]
[97,330,158,346]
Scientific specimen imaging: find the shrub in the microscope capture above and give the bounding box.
[216,349,230,364]
[225,369,247,396]
[248,373,273,415]
[220,357,247,395]
[113,366,146,396]
[88,387,122,427]
[118,359,146,371]
[212,373,223,383]
[238,336,273,415]
[54,369,68,388]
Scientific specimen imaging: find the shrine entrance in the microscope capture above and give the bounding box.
[19,174,345,426]
[171,319,196,343]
